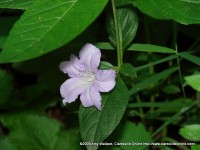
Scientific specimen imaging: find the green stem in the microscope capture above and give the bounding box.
[136,95,144,117]
[173,22,186,99]
[144,15,155,113]
[111,0,123,68]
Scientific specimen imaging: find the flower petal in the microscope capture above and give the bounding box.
[94,70,116,92]
[59,55,85,77]
[79,44,101,72]
[80,86,102,110]
[60,77,89,104]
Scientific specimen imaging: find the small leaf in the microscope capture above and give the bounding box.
[0,70,13,105]
[0,113,61,150]
[120,63,137,77]
[99,61,114,70]
[79,76,129,150]
[134,0,200,24]
[0,0,35,9]
[127,44,176,53]
[162,84,180,94]
[0,0,108,62]
[117,122,151,150]
[107,8,138,49]
[179,124,200,142]
[185,74,200,92]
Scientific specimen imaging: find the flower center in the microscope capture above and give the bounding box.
[76,64,95,83]
[87,73,95,82]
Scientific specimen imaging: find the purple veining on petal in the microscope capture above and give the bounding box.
[59,55,85,77]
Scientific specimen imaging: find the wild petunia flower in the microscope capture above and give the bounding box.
[59,44,116,110]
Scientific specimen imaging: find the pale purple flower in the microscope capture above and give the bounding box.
[59,44,116,110]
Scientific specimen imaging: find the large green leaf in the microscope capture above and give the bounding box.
[0,0,35,9]
[0,70,13,105]
[0,0,108,63]
[179,124,200,142]
[107,7,138,49]
[134,0,200,24]
[116,122,151,150]
[0,113,61,150]
[79,76,129,150]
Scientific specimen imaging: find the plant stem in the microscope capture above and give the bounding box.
[136,95,144,117]
[173,22,186,99]
[144,16,155,112]
[111,0,123,68]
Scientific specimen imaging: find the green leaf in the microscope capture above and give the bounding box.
[0,113,61,150]
[179,52,200,66]
[192,145,200,150]
[0,70,13,105]
[0,138,17,150]
[53,129,81,150]
[115,0,133,7]
[179,124,200,142]
[117,122,151,150]
[0,0,35,9]
[162,84,180,94]
[156,99,193,113]
[95,42,114,50]
[134,0,168,20]
[136,55,177,71]
[0,0,108,63]
[127,44,176,53]
[128,67,178,96]
[79,76,129,150]
[94,42,176,54]
[134,0,200,24]
[120,63,137,77]
[185,74,200,92]
[107,8,138,49]
[99,61,114,70]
